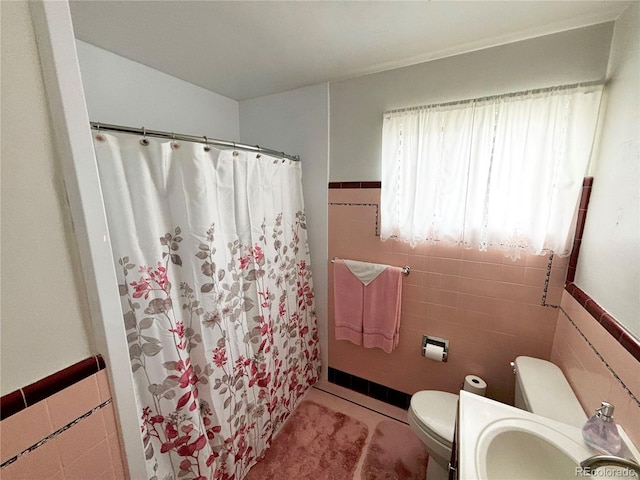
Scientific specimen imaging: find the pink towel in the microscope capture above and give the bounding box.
[333,259,403,353]
[334,260,364,345]
[362,266,403,353]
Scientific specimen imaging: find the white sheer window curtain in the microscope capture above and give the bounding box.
[381,84,603,258]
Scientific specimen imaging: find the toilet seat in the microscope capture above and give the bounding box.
[409,390,459,446]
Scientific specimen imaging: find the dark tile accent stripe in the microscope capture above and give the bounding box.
[0,355,106,421]
[566,177,593,283]
[328,367,411,409]
[565,282,640,362]
[328,181,382,189]
[0,390,26,420]
[600,313,624,341]
[97,355,106,370]
[0,398,112,470]
[620,331,640,360]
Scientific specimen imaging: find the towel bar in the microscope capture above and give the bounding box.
[331,257,410,276]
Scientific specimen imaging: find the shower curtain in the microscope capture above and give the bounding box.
[93,132,321,480]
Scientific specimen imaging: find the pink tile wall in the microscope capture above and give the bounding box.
[328,188,568,404]
[0,370,128,480]
[551,291,640,448]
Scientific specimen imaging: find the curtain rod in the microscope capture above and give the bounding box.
[90,122,300,162]
[384,79,606,115]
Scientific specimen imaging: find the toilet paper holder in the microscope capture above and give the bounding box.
[422,335,449,362]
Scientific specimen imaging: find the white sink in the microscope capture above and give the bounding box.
[478,418,585,479]
[458,391,640,480]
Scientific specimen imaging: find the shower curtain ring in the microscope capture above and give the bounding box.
[171,133,179,150]
[140,126,149,146]
[203,136,211,152]
[233,142,239,157]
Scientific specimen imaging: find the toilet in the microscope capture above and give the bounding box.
[407,356,587,480]
[407,390,458,479]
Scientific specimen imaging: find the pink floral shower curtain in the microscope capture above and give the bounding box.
[93,132,320,480]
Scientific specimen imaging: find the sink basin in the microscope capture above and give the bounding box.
[477,418,584,479]
[458,391,640,480]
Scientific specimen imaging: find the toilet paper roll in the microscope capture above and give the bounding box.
[424,343,445,362]
[463,375,487,396]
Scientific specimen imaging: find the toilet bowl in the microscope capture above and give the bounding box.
[407,356,587,479]
[407,390,458,466]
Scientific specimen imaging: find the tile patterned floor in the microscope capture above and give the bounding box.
[302,380,410,478]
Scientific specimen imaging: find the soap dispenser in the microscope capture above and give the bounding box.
[582,401,622,455]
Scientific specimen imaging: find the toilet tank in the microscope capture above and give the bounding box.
[514,356,587,428]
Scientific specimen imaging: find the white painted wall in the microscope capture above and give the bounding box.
[76,40,240,140]
[0,1,92,394]
[577,3,639,338]
[239,84,330,379]
[329,23,614,182]
[30,3,149,475]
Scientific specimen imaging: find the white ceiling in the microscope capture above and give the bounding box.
[69,1,630,101]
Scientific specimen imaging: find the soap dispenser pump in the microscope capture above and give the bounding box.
[582,401,622,455]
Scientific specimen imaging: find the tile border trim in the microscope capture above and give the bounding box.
[558,303,640,408]
[328,181,382,189]
[328,202,380,236]
[0,355,106,421]
[0,398,112,470]
[566,177,593,283]
[563,176,640,367]
[565,283,640,363]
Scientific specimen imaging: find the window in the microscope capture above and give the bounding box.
[381,84,603,258]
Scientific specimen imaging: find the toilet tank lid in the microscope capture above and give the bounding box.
[514,356,587,428]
